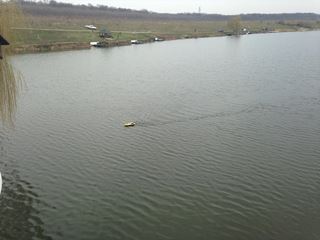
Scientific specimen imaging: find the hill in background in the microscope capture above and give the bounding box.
[9,0,320,52]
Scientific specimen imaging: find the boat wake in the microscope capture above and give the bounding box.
[136,103,292,128]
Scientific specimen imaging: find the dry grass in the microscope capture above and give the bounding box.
[0,1,24,125]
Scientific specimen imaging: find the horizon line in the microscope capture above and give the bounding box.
[29,0,320,16]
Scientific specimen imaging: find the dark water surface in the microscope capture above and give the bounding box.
[1,31,320,240]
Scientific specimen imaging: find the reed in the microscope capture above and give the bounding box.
[0,1,24,125]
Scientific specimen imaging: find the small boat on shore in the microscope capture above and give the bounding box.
[131,40,142,44]
[124,122,136,127]
[154,37,164,42]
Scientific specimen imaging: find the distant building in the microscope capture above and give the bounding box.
[0,34,10,59]
[99,29,112,39]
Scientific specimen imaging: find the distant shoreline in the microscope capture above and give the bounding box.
[11,1,319,54]
[12,28,319,55]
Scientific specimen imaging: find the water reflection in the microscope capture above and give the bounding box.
[0,167,51,240]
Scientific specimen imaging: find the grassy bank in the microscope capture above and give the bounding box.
[9,2,320,53]
[12,20,320,53]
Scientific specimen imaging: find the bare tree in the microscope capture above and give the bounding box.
[227,16,242,35]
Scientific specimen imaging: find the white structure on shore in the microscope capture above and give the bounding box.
[84,25,97,30]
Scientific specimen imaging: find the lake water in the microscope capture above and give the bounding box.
[1,31,320,240]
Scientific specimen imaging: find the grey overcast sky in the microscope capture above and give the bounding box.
[59,0,320,14]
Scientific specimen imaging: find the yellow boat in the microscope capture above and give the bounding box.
[124,122,136,127]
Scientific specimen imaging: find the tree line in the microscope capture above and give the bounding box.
[15,0,320,22]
